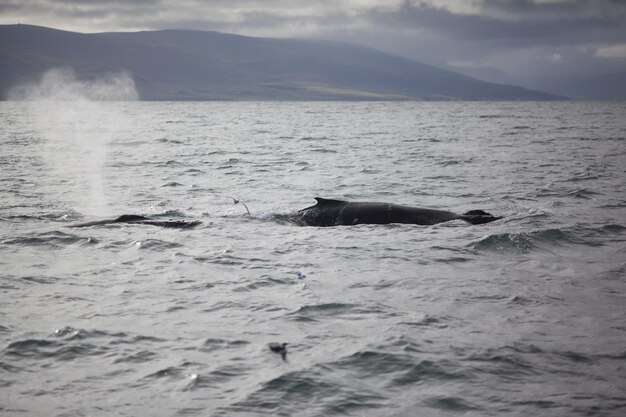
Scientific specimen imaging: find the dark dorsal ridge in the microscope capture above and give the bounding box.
[314,197,348,206]
[463,210,492,216]
[115,214,150,222]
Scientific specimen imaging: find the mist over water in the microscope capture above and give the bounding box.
[8,67,138,102]
[1,101,625,417]
[8,67,138,216]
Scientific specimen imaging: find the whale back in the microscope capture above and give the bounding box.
[70,215,201,229]
[463,210,491,216]
[295,198,501,226]
[340,202,458,225]
[461,210,502,225]
[297,198,460,226]
[294,197,349,226]
[115,214,150,222]
[313,197,348,207]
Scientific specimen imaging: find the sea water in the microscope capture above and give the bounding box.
[1,101,625,416]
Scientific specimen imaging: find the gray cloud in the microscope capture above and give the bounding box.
[1,0,625,88]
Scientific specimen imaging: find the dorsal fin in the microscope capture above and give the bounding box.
[314,197,348,206]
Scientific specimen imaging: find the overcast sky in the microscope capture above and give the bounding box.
[2,0,625,88]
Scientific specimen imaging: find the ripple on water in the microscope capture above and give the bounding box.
[140,361,204,387]
[333,350,468,384]
[162,181,184,187]
[152,209,188,218]
[422,396,481,412]
[112,350,158,364]
[4,338,108,361]
[199,338,250,353]
[227,368,387,416]
[286,303,357,322]
[469,226,612,254]
[135,239,184,250]
[233,275,290,292]
[1,231,98,249]
[142,366,185,382]
[19,275,59,285]
[398,314,451,329]
[3,328,166,368]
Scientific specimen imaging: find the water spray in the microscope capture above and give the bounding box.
[9,67,138,216]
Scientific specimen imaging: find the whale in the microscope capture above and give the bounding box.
[292,197,501,227]
[69,214,201,229]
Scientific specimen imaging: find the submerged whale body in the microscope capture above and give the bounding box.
[69,214,201,229]
[294,197,501,226]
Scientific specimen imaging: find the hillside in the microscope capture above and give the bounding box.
[563,71,626,101]
[0,24,562,101]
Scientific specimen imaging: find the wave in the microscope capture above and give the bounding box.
[286,303,357,322]
[0,212,78,222]
[470,224,624,253]
[534,186,601,199]
[464,346,539,377]
[156,159,186,168]
[471,231,540,253]
[462,342,619,381]
[113,350,158,364]
[134,239,184,250]
[227,367,387,416]
[155,137,184,144]
[4,328,165,365]
[152,210,188,218]
[5,337,107,361]
[199,338,250,353]
[398,314,452,328]
[422,396,480,412]
[225,348,470,416]
[1,231,98,248]
[334,351,467,384]
[233,275,291,292]
[310,147,337,153]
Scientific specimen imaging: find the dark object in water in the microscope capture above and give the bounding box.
[269,342,288,360]
[68,214,201,229]
[294,197,501,227]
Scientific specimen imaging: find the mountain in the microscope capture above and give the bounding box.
[512,71,626,101]
[0,24,562,101]
[560,71,626,101]
[444,65,519,87]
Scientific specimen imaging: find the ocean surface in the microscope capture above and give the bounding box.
[1,101,625,417]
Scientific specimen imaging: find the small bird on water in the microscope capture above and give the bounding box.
[269,342,288,361]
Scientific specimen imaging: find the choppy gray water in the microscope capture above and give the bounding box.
[1,101,625,417]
